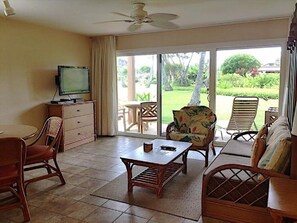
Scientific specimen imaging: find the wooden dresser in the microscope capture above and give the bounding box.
[47,101,96,151]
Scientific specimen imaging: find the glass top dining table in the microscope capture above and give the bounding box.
[0,124,38,140]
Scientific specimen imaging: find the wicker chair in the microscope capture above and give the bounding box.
[166,105,217,167]
[0,137,31,222]
[24,116,65,191]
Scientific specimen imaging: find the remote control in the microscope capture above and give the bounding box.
[160,145,176,151]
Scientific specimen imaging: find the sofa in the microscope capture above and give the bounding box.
[166,105,216,167]
[202,116,292,223]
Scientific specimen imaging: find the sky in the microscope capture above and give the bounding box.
[118,46,282,70]
[216,47,281,68]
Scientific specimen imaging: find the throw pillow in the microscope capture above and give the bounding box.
[172,110,190,133]
[266,127,291,148]
[250,134,266,167]
[263,139,291,173]
[257,124,268,138]
[266,116,288,141]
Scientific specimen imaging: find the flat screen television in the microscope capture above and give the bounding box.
[57,65,90,96]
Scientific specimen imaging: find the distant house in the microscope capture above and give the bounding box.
[258,63,280,73]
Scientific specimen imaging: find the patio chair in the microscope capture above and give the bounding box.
[118,106,127,131]
[138,102,157,134]
[225,96,259,135]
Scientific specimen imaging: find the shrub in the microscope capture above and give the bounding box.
[217,73,279,89]
[215,88,279,100]
[217,74,244,89]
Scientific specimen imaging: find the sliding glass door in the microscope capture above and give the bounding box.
[160,51,210,135]
[116,45,283,143]
[215,47,281,143]
[117,55,158,135]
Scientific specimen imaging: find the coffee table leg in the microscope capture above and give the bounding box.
[156,166,166,198]
[122,160,133,192]
[182,150,189,174]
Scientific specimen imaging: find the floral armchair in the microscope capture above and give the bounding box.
[166,106,217,167]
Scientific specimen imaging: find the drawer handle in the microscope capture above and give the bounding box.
[77,109,80,112]
[77,121,81,124]
[78,133,81,135]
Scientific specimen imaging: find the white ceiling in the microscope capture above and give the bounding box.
[1,0,295,36]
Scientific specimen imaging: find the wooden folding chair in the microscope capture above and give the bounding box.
[138,102,157,134]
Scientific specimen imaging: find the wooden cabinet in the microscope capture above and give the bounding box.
[47,101,96,151]
[268,177,297,223]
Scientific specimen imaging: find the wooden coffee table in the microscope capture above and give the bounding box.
[120,139,192,197]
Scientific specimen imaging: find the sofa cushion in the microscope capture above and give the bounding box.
[220,139,253,157]
[168,132,207,147]
[204,154,251,176]
[173,110,190,133]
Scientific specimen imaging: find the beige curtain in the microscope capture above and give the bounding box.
[91,36,117,136]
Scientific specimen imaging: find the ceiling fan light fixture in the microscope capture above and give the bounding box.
[3,0,15,16]
[131,3,147,23]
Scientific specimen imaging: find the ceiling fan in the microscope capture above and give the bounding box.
[96,2,179,32]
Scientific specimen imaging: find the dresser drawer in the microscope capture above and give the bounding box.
[64,125,94,145]
[64,114,94,131]
[63,103,93,118]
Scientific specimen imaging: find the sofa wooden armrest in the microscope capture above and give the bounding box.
[232,130,258,141]
[202,163,289,223]
[201,116,291,223]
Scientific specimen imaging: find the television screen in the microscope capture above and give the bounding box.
[58,65,90,96]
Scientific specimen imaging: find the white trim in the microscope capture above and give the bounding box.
[116,38,287,56]
[116,38,289,138]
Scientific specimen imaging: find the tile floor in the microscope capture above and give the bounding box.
[0,136,228,223]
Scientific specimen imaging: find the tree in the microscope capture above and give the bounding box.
[138,65,154,87]
[188,52,206,105]
[220,54,261,76]
[162,53,193,87]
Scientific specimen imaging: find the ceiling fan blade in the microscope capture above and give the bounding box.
[112,12,132,19]
[93,19,133,24]
[128,23,142,32]
[150,21,179,29]
[149,13,179,21]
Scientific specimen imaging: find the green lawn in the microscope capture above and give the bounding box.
[161,90,278,129]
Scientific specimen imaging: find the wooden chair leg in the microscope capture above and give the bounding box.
[17,179,31,222]
[204,149,209,167]
[212,142,216,156]
[53,158,66,185]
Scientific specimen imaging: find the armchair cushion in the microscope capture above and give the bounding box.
[168,132,207,147]
[172,106,216,135]
[173,110,190,133]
